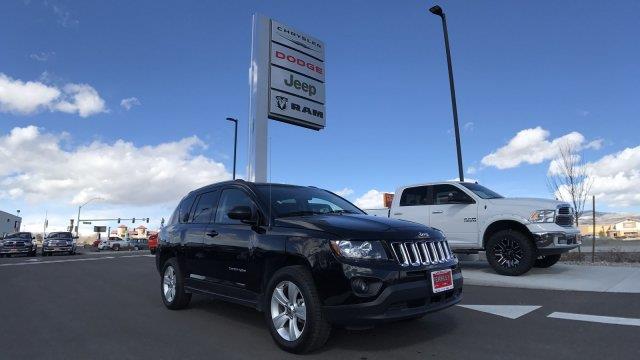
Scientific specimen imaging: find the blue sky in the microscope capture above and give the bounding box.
[1,0,639,233]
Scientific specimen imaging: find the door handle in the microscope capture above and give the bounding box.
[432,210,444,214]
[393,213,403,216]
[206,231,218,238]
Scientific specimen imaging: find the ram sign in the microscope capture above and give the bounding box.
[266,18,326,130]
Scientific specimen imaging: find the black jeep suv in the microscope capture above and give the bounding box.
[156,180,463,353]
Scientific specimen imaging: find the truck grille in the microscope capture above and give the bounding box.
[390,240,454,266]
[556,206,574,227]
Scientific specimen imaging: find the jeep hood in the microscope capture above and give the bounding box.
[274,214,444,240]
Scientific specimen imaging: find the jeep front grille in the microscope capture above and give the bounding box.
[390,240,454,266]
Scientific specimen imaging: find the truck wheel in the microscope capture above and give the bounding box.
[264,266,331,354]
[113,245,120,251]
[486,230,535,276]
[160,258,191,310]
[534,254,561,268]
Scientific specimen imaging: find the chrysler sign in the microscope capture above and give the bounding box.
[266,18,326,130]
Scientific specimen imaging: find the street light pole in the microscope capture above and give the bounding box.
[226,117,238,180]
[76,197,102,238]
[430,5,464,182]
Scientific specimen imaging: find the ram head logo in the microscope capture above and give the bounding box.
[275,96,288,110]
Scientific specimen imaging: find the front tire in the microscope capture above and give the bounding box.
[534,254,561,268]
[486,230,535,276]
[264,266,331,354]
[160,258,191,310]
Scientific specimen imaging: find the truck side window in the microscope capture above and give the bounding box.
[179,195,196,224]
[400,186,430,206]
[433,185,474,205]
[191,191,219,223]
[215,188,256,225]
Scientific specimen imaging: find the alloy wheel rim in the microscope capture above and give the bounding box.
[494,237,523,268]
[163,266,177,302]
[270,281,306,341]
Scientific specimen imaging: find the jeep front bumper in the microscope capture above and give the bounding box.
[527,223,581,255]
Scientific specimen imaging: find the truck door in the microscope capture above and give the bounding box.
[428,184,478,247]
[394,186,431,226]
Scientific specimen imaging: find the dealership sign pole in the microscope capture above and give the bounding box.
[248,14,326,182]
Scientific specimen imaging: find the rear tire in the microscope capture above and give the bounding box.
[534,254,561,268]
[264,266,331,354]
[160,258,191,310]
[113,245,120,251]
[486,230,535,276]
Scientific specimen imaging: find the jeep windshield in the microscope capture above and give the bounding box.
[460,183,504,199]
[255,185,364,218]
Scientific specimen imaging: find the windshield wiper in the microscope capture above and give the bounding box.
[278,211,321,218]
[326,210,358,215]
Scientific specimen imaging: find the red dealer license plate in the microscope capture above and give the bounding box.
[431,269,454,293]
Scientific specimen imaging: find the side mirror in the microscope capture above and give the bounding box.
[228,206,255,223]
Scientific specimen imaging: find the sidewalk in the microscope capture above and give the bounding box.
[460,261,640,293]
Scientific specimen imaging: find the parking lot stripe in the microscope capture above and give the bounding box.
[0,256,120,267]
[458,305,542,319]
[548,312,640,327]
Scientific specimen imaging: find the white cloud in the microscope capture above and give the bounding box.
[120,97,141,110]
[467,166,477,175]
[334,188,354,197]
[53,83,106,117]
[583,145,640,207]
[463,122,474,131]
[354,189,389,209]
[0,126,231,206]
[29,51,55,62]
[481,127,601,169]
[0,73,106,117]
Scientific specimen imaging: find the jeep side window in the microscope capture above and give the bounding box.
[215,188,256,225]
[433,185,474,205]
[179,195,196,224]
[190,191,219,223]
[400,186,430,206]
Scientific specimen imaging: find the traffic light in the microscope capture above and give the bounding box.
[146,218,149,223]
[132,218,136,223]
[117,218,121,224]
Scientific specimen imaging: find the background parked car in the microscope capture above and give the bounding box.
[129,239,148,251]
[42,232,76,256]
[107,237,130,251]
[0,232,37,257]
[148,233,158,254]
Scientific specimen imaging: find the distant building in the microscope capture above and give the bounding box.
[1,210,22,237]
[111,225,149,239]
[608,219,640,239]
[579,218,640,239]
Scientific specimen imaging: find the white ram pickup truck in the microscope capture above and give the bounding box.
[366,181,581,275]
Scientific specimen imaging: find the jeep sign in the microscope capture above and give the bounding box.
[270,66,325,103]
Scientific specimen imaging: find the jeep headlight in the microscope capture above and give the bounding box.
[530,210,556,223]
[330,240,387,260]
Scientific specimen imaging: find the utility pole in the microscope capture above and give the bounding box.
[592,195,596,263]
[226,117,239,180]
[76,197,103,238]
[429,5,465,181]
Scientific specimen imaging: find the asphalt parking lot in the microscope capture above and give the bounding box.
[1,253,639,360]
